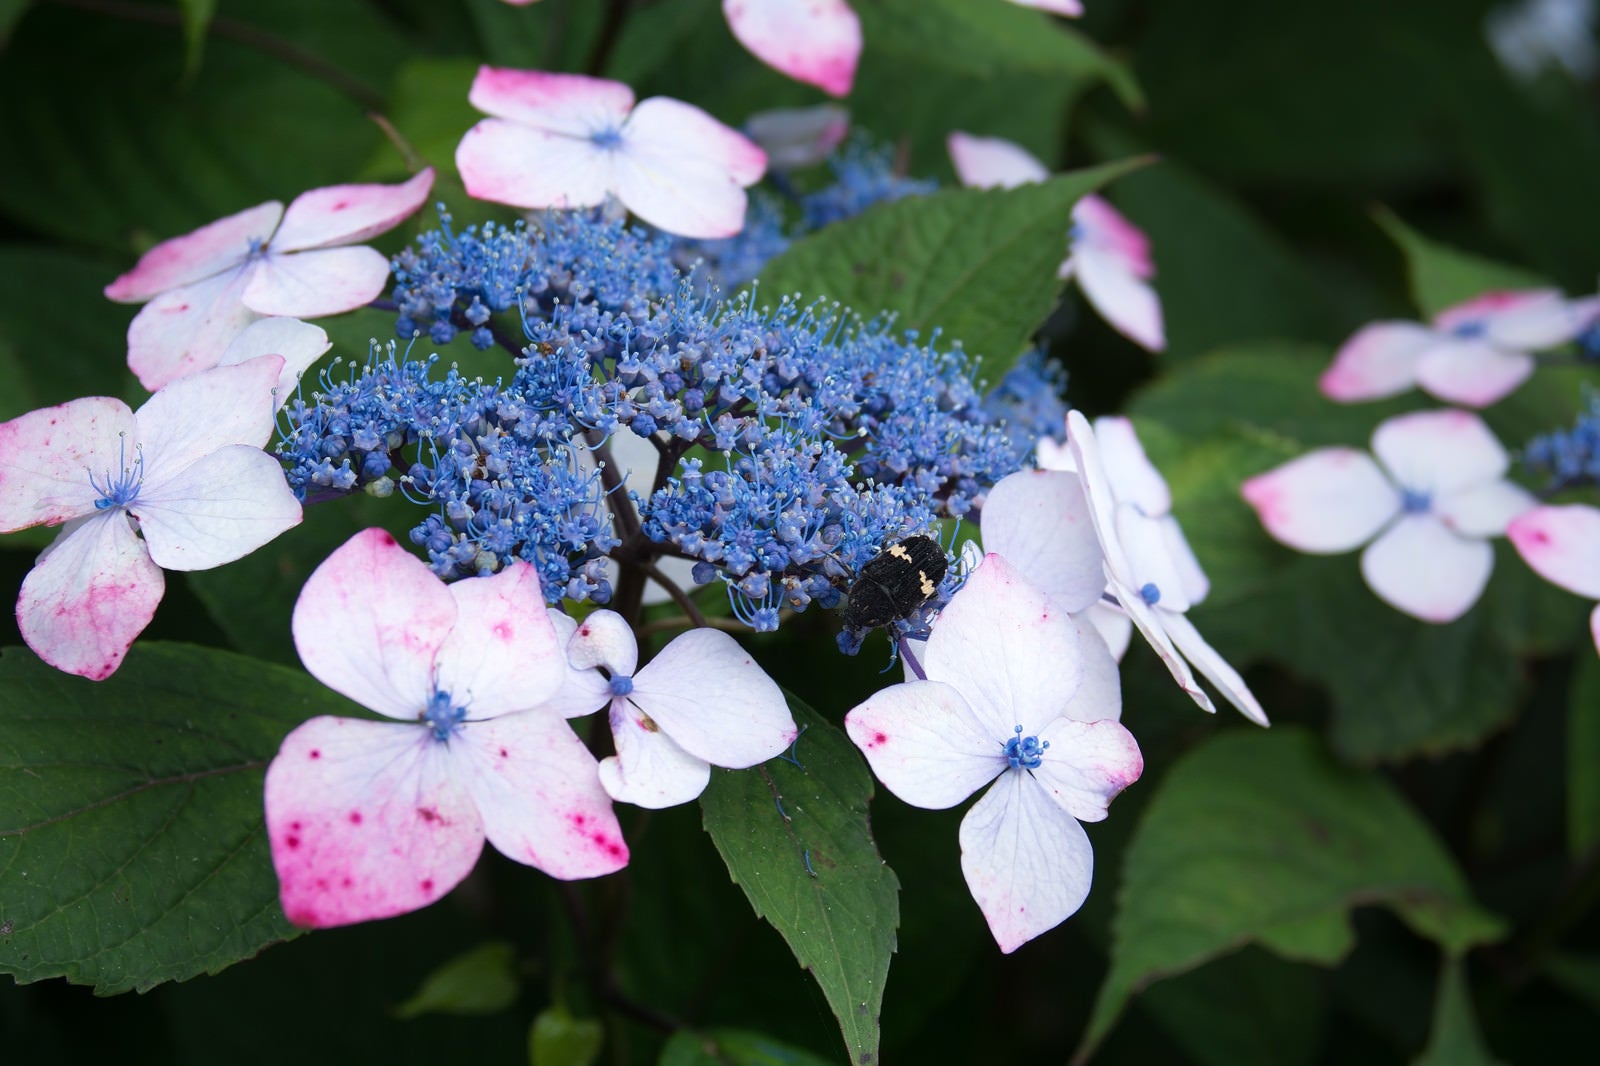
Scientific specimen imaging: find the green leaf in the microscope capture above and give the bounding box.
[1543,952,1600,1010]
[394,941,520,1020]
[1135,948,1328,1066]
[756,162,1146,385]
[362,57,481,182]
[528,1003,603,1066]
[1569,653,1600,858]
[0,0,31,46]
[699,697,899,1065]
[177,0,217,77]
[0,642,366,992]
[1374,208,1549,319]
[1076,728,1505,1060]
[658,1028,837,1066]
[1412,959,1506,1066]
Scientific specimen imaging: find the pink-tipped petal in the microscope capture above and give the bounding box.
[959,770,1094,954]
[467,67,634,134]
[611,97,767,238]
[1433,289,1575,349]
[1319,322,1434,403]
[567,608,639,677]
[1414,340,1534,408]
[1073,196,1153,278]
[629,627,795,768]
[1241,448,1400,553]
[457,118,616,212]
[1081,602,1132,662]
[980,469,1105,613]
[1435,480,1536,538]
[433,563,563,717]
[103,201,282,303]
[133,445,302,571]
[1007,0,1084,15]
[0,397,135,532]
[1507,504,1600,598]
[455,712,630,876]
[1092,416,1171,515]
[846,679,1006,809]
[1116,506,1194,613]
[1360,515,1493,623]
[1161,612,1269,726]
[134,356,284,485]
[1371,409,1509,497]
[1030,717,1143,823]
[745,104,850,169]
[270,169,435,254]
[216,316,331,403]
[292,528,459,720]
[264,716,482,929]
[946,131,1050,189]
[722,0,861,97]
[125,270,262,392]
[242,245,395,319]
[598,700,713,809]
[16,514,164,680]
[540,611,613,718]
[1072,245,1165,352]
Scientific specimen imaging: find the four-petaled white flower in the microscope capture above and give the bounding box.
[1242,409,1536,624]
[846,553,1141,953]
[456,67,768,240]
[1319,289,1599,408]
[947,131,1165,352]
[0,356,302,680]
[104,170,434,392]
[1507,504,1600,658]
[264,528,630,929]
[558,609,799,809]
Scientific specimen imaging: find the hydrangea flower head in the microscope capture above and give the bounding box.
[845,553,1141,952]
[0,356,302,679]
[1507,504,1600,657]
[1242,408,1536,623]
[104,170,434,391]
[264,528,629,929]
[456,67,767,239]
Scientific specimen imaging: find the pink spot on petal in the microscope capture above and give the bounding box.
[309,749,321,759]
[285,835,301,850]
[420,878,435,893]
[348,811,363,825]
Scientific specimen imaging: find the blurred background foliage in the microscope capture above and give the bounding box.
[2,0,1598,1062]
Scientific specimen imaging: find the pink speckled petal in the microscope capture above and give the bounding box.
[1030,717,1142,823]
[1435,479,1536,538]
[1162,611,1269,726]
[539,611,613,718]
[1007,0,1084,15]
[134,356,283,486]
[946,131,1050,189]
[1073,196,1153,278]
[959,770,1093,954]
[1371,409,1508,497]
[271,169,435,253]
[0,396,135,532]
[133,445,302,571]
[292,528,459,721]
[1508,504,1600,598]
[722,0,861,97]
[455,712,629,875]
[846,678,1004,809]
[566,608,639,677]
[242,245,393,319]
[103,200,282,303]
[467,66,634,134]
[628,627,796,769]
[1414,340,1534,408]
[457,118,616,212]
[610,97,767,238]
[1241,447,1400,553]
[1361,515,1492,623]
[981,469,1104,613]
[434,563,563,718]
[598,700,713,809]
[1318,322,1435,403]
[216,316,331,404]
[264,716,482,929]
[745,104,849,169]
[1072,245,1165,352]
[1117,506,1193,613]
[126,269,262,392]
[1433,289,1575,349]
[1093,416,1170,516]
[16,513,164,680]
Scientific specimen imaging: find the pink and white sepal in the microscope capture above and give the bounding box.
[846,554,1141,953]
[0,356,301,680]
[105,169,434,393]
[264,528,629,929]
[1507,504,1600,658]
[722,0,862,98]
[1319,289,1597,408]
[1242,409,1537,624]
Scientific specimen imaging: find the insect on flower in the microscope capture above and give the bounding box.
[842,534,950,629]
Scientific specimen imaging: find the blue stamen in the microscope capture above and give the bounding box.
[422,690,467,742]
[1401,487,1432,514]
[1450,319,1487,340]
[1140,582,1161,605]
[590,127,624,150]
[608,674,634,697]
[1002,725,1047,771]
[88,436,144,510]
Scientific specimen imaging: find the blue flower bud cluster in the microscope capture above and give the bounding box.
[982,349,1071,465]
[800,138,939,230]
[1523,390,1600,491]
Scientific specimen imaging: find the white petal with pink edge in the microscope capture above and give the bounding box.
[243,245,395,319]
[722,0,861,97]
[1414,339,1534,407]
[1371,409,1508,497]
[16,513,165,681]
[467,66,634,134]
[959,770,1094,954]
[1591,605,1599,657]
[1318,322,1434,402]
[567,608,639,677]
[1007,0,1084,15]
[980,469,1105,613]
[216,317,331,404]
[432,563,563,717]
[946,131,1049,189]
[126,269,262,392]
[1073,196,1153,278]
[0,396,135,532]
[611,97,767,238]
[103,200,282,303]
[292,529,459,721]
[132,445,302,571]
[1360,515,1493,623]
[134,356,283,484]
[455,712,629,875]
[846,679,1007,809]
[1435,480,1536,538]
[1029,717,1143,823]
[1241,448,1400,553]
[264,716,483,928]
[1507,504,1600,598]
[628,627,795,768]
[1162,612,1269,726]
[1433,289,1575,349]
[600,698,713,808]
[457,119,618,212]
[269,169,434,253]
[1073,245,1165,351]
[1093,415,1170,515]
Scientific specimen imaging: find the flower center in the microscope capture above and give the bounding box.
[88,436,144,510]
[422,689,467,743]
[590,126,624,150]
[1139,581,1161,605]
[608,674,634,697]
[1002,725,1048,770]
[1450,319,1487,340]
[1401,487,1432,514]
